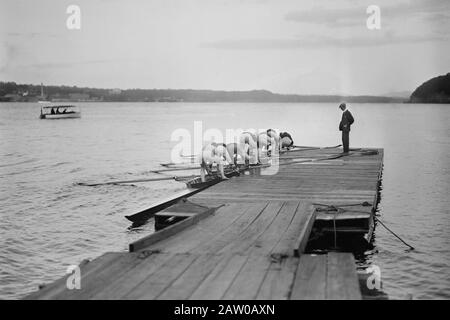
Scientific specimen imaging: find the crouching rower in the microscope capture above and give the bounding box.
[226,142,250,165]
[239,131,259,164]
[266,129,281,151]
[258,129,281,156]
[198,142,233,182]
[280,132,294,149]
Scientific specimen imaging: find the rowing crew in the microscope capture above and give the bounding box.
[198,129,294,181]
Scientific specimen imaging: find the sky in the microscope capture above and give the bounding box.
[1,0,449,95]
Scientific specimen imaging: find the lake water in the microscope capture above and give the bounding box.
[0,102,449,299]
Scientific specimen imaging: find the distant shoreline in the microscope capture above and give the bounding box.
[1,81,408,103]
[1,100,413,104]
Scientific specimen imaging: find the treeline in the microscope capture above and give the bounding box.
[0,81,406,103]
[410,73,450,103]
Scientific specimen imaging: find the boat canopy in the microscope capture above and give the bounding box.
[40,105,81,116]
[41,105,77,109]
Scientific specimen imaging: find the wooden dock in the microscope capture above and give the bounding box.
[25,146,383,300]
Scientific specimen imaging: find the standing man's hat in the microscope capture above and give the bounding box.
[339,102,346,109]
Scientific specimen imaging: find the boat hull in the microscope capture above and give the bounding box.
[40,112,81,119]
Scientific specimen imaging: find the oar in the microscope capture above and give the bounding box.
[77,174,198,187]
[153,163,243,173]
[160,161,195,167]
[151,166,201,173]
[291,144,342,150]
[296,144,341,148]
[281,144,342,153]
[291,145,321,149]
[274,153,346,167]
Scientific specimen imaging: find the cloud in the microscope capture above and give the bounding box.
[285,7,365,27]
[200,31,449,50]
[3,32,60,39]
[0,54,123,74]
[284,0,450,28]
[13,59,123,70]
[202,0,450,50]
[394,0,450,14]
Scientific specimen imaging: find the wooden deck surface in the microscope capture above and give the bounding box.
[192,147,383,219]
[26,147,383,300]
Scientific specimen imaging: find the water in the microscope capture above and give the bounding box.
[0,102,449,300]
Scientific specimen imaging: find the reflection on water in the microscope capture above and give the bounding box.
[0,102,449,299]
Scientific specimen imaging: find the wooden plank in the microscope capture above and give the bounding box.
[321,227,368,234]
[195,190,376,197]
[217,201,284,255]
[293,203,317,257]
[155,211,197,217]
[222,201,315,299]
[125,253,198,299]
[272,202,315,256]
[189,254,248,300]
[191,202,270,254]
[245,201,300,256]
[326,252,362,300]
[316,212,371,221]
[24,252,122,300]
[222,254,272,300]
[256,256,299,300]
[193,193,375,199]
[143,202,253,254]
[291,254,327,300]
[129,205,221,252]
[125,188,206,223]
[157,253,225,300]
[91,252,174,299]
[125,183,229,224]
[54,252,148,299]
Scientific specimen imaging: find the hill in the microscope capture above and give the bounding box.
[410,73,450,103]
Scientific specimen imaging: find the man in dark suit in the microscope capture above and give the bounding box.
[338,102,354,153]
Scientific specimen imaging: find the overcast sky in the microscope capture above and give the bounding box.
[1,0,449,95]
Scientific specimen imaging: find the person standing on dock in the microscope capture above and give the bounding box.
[338,102,354,153]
